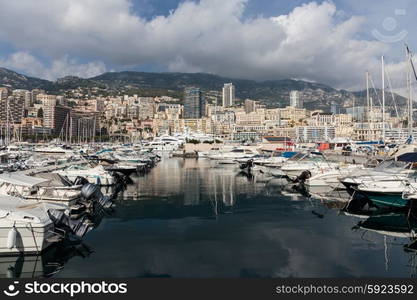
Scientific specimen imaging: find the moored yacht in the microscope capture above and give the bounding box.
[281,152,339,181]
[207,147,261,164]
[0,173,82,206]
[0,197,61,255]
[54,165,116,186]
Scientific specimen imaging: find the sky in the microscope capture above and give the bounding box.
[0,0,416,92]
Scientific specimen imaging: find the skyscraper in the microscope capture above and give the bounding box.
[183,87,205,119]
[222,83,235,107]
[290,91,303,109]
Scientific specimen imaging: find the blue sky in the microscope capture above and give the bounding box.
[0,0,415,91]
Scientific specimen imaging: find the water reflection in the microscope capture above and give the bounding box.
[0,242,92,278]
[26,158,417,277]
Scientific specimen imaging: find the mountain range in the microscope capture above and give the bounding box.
[0,67,408,113]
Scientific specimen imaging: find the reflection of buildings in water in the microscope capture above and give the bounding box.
[209,169,235,207]
[120,159,184,198]
[119,158,272,205]
[183,164,202,206]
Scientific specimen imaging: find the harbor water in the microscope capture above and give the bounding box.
[7,158,417,278]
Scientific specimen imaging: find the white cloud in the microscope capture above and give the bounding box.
[0,52,106,80]
[0,0,413,90]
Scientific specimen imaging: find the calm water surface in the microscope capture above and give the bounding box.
[18,158,417,277]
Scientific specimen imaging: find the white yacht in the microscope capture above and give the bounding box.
[339,159,415,192]
[54,165,116,186]
[0,173,82,206]
[304,164,366,189]
[142,135,185,153]
[207,147,260,164]
[34,146,74,154]
[281,153,339,181]
[0,196,61,255]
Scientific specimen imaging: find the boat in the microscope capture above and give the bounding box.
[304,164,366,189]
[103,163,138,176]
[34,146,74,154]
[0,173,82,206]
[281,152,339,181]
[355,179,411,208]
[340,158,416,193]
[207,147,260,164]
[0,197,62,255]
[54,165,116,186]
[344,153,417,208]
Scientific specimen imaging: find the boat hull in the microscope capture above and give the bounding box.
[359,191,408,208]
[0,223,55,255]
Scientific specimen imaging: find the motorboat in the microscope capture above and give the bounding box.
[339,159,416,193]
[353,178,416,208]
[34,146,74,154]
[0,173,82,206]
[0,196,61,255]
[207,147,260,164]
[142,135,184,153]
[54,165,116,186]
[102,161,145,176]
[304,164,366,189]
[281,152,339,181]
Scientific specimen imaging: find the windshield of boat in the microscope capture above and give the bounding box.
[288,152,324,162]
[288,152,307,161]
[231,149,245,153]
[374,160,409,171]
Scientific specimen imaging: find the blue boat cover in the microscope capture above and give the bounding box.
[397,152,417,162]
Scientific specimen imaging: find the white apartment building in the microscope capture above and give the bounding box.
[222,83,235,107]
[290,91,303,109]
[296,126,336,142]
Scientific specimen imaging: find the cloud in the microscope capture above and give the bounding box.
[0,52,106,80]
[0,0,413,90]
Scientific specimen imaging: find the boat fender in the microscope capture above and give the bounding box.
[7,226,17,249]
[96,177,101,186]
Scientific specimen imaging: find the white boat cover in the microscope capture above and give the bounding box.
[0,173,49,187]
[0,196,55,224]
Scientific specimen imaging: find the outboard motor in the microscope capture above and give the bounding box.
[81,183,114,209]
[239,159,254,171]
[48,209,93,238]
[81,183,101,200]
[294,170,312,183]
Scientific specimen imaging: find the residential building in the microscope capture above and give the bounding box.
[0,96,24,124]
[43,105,71,135]
[222,83,235,107]
[296,126,336,142]
[290,91,303,109]
[183,87,205,119]
[244,99,257,113]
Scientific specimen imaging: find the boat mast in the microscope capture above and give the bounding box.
[366,71,370,140]
[407,46,414,137]
[381,56,386,141]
